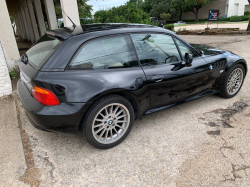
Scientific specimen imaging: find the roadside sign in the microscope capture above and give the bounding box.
[208,10,219,21]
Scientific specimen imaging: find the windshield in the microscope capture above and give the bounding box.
[25,35,63,70]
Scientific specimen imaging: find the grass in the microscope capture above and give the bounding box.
[9,68,17,80]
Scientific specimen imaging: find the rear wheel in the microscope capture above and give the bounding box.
[218,64,245,98]
[82,95,134,149]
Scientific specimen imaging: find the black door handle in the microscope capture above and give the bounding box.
[152,75,164,82]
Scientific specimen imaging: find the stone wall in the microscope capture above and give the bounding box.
[0,42,12,97]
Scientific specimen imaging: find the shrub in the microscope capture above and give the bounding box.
[244,11,250,16]
[240,15,249,21]
[219,17,230,21]
[163,24,174,31]
[230,15,242,22]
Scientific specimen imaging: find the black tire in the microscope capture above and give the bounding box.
[81,95,134,149]
[218,64,245,98]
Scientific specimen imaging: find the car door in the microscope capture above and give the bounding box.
[130,33,211,109]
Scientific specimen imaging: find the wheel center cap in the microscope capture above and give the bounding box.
[108,120,113,125]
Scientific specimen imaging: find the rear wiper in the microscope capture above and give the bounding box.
[21,53,28,65]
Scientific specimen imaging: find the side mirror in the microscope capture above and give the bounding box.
[184,53,193,66]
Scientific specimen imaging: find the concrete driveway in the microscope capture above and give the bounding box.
[1,35,250,186]
[175,23,249,31]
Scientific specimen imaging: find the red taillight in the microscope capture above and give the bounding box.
[32,86,60,106]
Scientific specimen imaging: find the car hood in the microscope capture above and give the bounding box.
[190,44,228,56]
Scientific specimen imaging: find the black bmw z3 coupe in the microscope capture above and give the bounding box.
[17,23,247,149]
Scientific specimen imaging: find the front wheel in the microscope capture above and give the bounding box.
[218,64,245,98]
[82,95,134,149]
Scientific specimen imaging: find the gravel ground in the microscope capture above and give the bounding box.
[1,35,250,187]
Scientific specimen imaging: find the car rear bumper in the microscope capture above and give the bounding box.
[17,79,87,133]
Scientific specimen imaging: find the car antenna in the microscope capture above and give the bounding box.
[61,8,76,28]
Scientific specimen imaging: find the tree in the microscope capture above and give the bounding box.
[160,13,171,21]
[247,0,250,31]
[54,0,93,19]
[171,0,188,20]
[142,0,154,14]
[94,3,151,24]
[150,0,172,19]
[184,0,216,22]
[128,0,144,8]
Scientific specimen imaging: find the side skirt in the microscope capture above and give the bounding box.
[145,89,220,115]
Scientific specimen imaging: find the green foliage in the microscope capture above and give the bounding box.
[244,11,250,16]
[10,16,15,24]
[170,0,189,20]
[54,0,93,19]
[160,13,171,21]
[128,0,144,8]
[240,15,249,21]
[163,24,174,31]
[219,17,230,21]
[150,0,172,18]
[141,0,154,14]
[94,3,151,24]
[9,68,17,80]
[230,15,243,22]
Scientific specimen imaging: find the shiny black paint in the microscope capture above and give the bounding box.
[17,24,248,133]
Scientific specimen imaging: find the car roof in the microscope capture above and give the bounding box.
[46,23,171,40]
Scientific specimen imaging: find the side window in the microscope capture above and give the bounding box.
[69,36,138,69]
[174,39,200,59]
[131,34,181,66]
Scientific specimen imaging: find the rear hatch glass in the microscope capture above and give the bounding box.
[25,34,63,70]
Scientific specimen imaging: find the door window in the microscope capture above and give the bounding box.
[174,39,200,59]
[131,34,181,66]
[69,36,138,69]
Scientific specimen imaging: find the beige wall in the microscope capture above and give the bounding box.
[0,0,20,69]
[182,0,227,20]
[246,5,250,12]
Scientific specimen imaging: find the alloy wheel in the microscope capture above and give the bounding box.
[92,103,130,144]
[227,68,244,95]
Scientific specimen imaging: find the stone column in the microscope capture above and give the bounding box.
[44,0,58,30]
[20,5,30,41]
[23,0,35,43]
[27,0,40,41]
[60,0,80,27]
[17,10,26,39]
[34,0,46,36]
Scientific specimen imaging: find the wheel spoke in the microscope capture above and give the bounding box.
[95,127,105,135]
[116,124,124,129]
[116,109,124,116]
[95,118,105,122]
[94,123,104,128]
[117,120,127,123]
[109,105,113,115]
[117,114,127,119]
[113,106,119,115]
[105,129,109,141]
[99,128,106,139]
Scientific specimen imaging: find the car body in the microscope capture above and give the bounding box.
[17,23,247,148]
[174,21,186,25]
